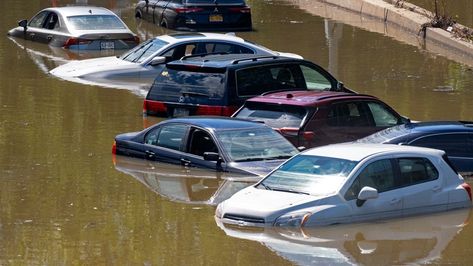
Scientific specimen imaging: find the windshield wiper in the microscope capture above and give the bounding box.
[265,155,292,160]
[258,182,272,190]
[272,187,309,195]
[181,91,210,98]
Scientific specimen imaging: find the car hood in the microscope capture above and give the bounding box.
[228,159,286,177]
[50,56,136,78]
[220,186,330,222]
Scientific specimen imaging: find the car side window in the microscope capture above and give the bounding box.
[162,44,197,60]
[188,129,218,157]
[327,102,372,127]
[203,43,253,54]
[300,65,332,91]
[29,11,49,28]
[411,134,471,157]
[345,159,396,200]
[236,65,302,96]
[44,12,59,30]
[145,124,188,151]
[397,158,439,185]
[367,102,400,127]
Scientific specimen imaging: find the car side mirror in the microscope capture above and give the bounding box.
[18,19,28,31]
[203,152,220,162]
[149,56,166,66]
[356,186,378,207]
[400,116,411,124]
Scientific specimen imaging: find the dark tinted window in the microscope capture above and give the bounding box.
[188,129,218,157]
[202,43,253,54]
[149,68,225,100]
[411,134,472,157]
[145,124,188,151]
[235,103,307,128]
[327,102,373,127]
[398,158,438,185]
[186,0,245,3]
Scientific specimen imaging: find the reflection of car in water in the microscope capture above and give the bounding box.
[113,155,256,205]
[8,6,139,50]
[216,208,471,265]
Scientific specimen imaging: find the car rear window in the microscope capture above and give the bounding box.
[148,68,226,100]
[235,103,308,128]
[67,15,126,30]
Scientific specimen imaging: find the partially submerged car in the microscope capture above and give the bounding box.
[8,6,139,50]
[144,54,351,117]
[357,121,473,173]
[50,32,301,90]
[112,117,299,177]
[216,143,472,227]
[135,0,252,31]
[233,90,408,148]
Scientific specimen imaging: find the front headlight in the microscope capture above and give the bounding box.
[215,203,224,219]
[274,211,312,227]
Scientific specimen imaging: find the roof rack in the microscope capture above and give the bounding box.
[231,55,279,65]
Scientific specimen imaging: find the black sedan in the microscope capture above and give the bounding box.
[357,121,473,173]
[112,117,299,177]
[8,6,139,50]
[135,0,252,31]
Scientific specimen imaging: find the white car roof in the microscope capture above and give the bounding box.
[302,143,444,162]
[46,6,117,17]
[158,32,246,44]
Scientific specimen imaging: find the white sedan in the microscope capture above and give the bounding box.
[216,143,472,227]
[50,32,302,91]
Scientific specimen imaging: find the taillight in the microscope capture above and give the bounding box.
[278,128,314,141]
[112,141,117,154]
[175,7,204,13]
[461,183,472,201]
[143,100,167,115]
[63,37,92,48]
[229,7,251,13]
[195,105,236,116]
[124,36,140,44]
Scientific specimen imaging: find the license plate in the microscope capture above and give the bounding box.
[173,108,189,117]
[100,41,115,50]
[209,14,223,22]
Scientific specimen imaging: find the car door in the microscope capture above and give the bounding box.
[25,11,49,42]
[154,0,176,26]
[141,0,160,22]
[396,157,448,216]
[183,127,223,171]
[343,158,403,222]
[143,123,190,165]
[409,133,473,173]
[321,101,375,144]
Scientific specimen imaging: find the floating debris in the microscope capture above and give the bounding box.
[433,85,455,92]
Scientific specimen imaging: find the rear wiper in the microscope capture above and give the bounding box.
[181,91,210,98]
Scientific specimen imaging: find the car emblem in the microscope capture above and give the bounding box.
[178,96,186,103]
[214,7,219,12]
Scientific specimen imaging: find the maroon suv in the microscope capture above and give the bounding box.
[232,90,409,148]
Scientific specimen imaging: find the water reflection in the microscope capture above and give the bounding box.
[216,209,471,265]
[113,155,257,205]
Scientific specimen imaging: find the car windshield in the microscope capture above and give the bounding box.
[259,155,358,196]
[120,38,169,63]
[357,124,411,143]
[235,103,307,128]
[67,15,126,30]
[216,127,298,162]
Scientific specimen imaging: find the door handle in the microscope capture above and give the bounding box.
[181,158,191,166]
[432,186,441,192]
[390,198,400,204]
[145,150,155,159]
[47,35,53,41]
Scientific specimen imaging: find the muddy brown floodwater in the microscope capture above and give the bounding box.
[1,0,473,265]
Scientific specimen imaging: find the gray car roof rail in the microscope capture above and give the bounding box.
[180,52,230,61]
[231,55,279,65]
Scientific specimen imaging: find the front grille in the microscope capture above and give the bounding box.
[223,213,265,223]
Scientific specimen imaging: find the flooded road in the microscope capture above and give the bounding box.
[1,0,473,264]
